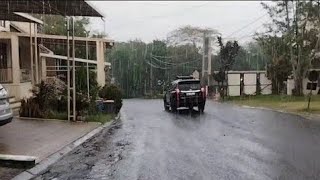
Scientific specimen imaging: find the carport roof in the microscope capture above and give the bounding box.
[0,0,103,22]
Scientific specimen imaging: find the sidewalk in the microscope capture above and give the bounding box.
[0,118,100,179]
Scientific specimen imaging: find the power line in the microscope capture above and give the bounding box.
[151,55,200,66]
[225,13,268,39]
[145,59,171,69]
[112,2,210,29]
[151,54,186,59]
[236,23,268,41]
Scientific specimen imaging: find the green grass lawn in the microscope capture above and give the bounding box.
[86,113,115,124]
[227,95,320,115]
[46,111,115,124]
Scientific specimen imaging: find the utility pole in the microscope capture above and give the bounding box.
[202,34,210,86]
[150,44,154,95]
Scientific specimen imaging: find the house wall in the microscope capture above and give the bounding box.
[2,82,32,100]
[0,21,10,32]
[19,37,31,70]
[11,22,36,35]
[287,78,320,95]
[96,41,106,87]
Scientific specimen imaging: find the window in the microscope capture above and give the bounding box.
[0,21,5,27]
[0,43,7,69]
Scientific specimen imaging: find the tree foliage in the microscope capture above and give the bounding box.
[259,0,320,95]
[167,25,220,48]
[213,37,240,98]
[108,38,202,98]
[217,37,240,72]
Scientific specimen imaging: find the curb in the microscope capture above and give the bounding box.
[12,113,120,180]
[238,105,320,121]
[0,154,36,169]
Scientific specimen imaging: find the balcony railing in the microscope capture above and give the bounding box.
[0,68,13,83]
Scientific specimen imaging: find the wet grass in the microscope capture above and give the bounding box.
[143,93,164,99]
[47,111,68,120]
[86,113,115,124]
[227,95,320,115]
[46,111,115,124]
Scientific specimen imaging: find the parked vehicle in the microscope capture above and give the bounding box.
[0,84,13,126]
[163,76,206,112]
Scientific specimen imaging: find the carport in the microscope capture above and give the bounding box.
[0,1,106,177]
[0,0,105,121]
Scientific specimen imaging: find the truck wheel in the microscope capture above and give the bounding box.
[198,104,205,113]
[170,99,177,112]
[164,101,169,111]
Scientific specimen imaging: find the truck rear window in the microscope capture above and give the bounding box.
[178,81,201,90]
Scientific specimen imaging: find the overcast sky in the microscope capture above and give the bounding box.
[89,1,270,44]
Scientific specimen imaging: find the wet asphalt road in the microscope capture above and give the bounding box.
[34,99,320,180]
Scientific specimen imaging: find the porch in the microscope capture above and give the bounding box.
[0,34,33,99]
[0,31,113,100]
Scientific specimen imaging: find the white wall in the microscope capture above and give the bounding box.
[260,73,272,95]
[11,22,36,34]
[303,78,319,95]
[287,78,319,95]
[2,82,32,100]
[226,72,272,96]
[228,74,240,96]
[0,21,10,32]
[244,74,256,95]
[287,79,294,95]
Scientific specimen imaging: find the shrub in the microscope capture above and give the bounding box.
[20,98,44,118]
[20,81,57,118]
[75,92,90,117]
[32,81,56,111]
[76,65,100,101]
[99,85,123,113]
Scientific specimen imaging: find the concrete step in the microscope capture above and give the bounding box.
[8,96,16,103]
[8,96,21,112]
[10,101,21,110]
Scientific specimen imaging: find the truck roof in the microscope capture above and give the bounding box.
[172,79,200,84]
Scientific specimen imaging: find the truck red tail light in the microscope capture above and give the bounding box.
[201,87,206,99]
[175,88,180,107]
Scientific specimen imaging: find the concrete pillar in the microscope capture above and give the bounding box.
[11,35,20,84]
[96,41,106,87]
[41,57,46,81]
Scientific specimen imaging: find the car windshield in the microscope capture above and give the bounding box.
[178,81,201,90]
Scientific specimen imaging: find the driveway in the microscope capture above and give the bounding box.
[0,118,100,180]
[34,99,320,180]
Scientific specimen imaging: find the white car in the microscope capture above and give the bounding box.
[0,84,13,126]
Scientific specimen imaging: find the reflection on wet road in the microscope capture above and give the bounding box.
[34,99,320,180]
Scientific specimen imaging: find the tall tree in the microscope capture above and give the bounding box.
[167,25,220,47]
[213,37,240,98]
[260,1,320,95]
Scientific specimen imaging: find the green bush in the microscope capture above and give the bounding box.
[20,98,44,118]
[20,81,56,118]
[99,85,123,113]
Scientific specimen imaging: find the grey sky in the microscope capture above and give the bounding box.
[89,1,269,44]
